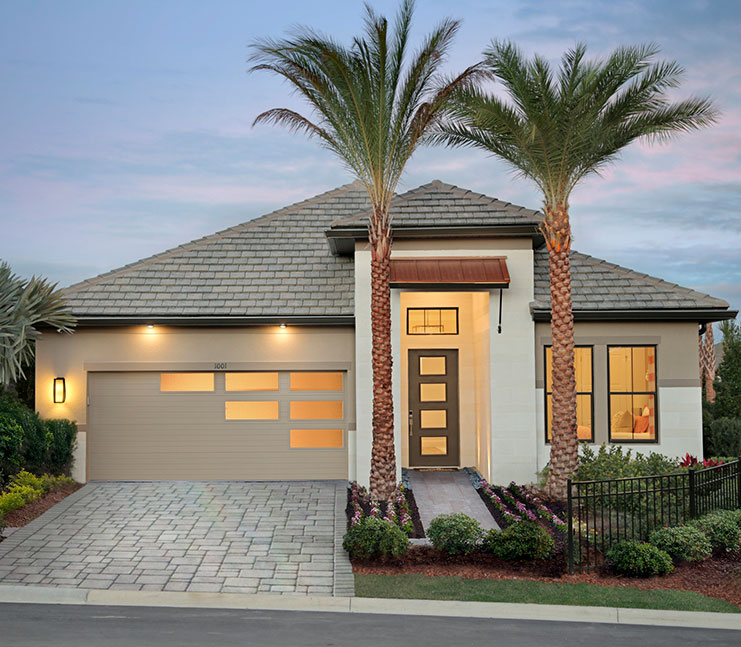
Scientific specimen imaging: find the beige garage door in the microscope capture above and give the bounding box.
[87,370,348,480]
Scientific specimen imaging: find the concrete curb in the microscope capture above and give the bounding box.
[0,585,738,630]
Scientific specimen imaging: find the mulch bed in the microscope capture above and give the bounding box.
[356,481,740,608]
[353,547,741,608]
[1,483,82,529]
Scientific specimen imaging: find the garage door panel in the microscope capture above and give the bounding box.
[88,371,347,480]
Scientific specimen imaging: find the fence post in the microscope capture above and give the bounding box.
[737,458,741,510]
[567,479,574,575]
[688,469,696,519]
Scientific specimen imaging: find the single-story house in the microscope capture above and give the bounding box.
[36,180,737,486]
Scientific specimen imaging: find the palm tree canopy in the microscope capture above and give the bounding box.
[0,261,76,385]
[250,0,484,213]
[437,41,717,207]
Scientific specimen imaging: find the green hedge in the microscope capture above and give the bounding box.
[573,445,682,482]
[649,525,712,563]
[427,514,484,556]
[0,470,76,519]
[605,541,674,577]
[0,392,76,484]
[343,517,410,560]
[483,521,554,561]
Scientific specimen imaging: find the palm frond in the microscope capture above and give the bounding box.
[440,40,717,206]
[249,0,471,218]
[0,261,76,385]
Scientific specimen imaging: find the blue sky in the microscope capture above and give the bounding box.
[1,0,739,316]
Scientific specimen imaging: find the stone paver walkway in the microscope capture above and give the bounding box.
[408,470,499,532]
[0,481,353,596]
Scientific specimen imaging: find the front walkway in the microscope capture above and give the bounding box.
[408,470,499,532]
[0,481,353,596]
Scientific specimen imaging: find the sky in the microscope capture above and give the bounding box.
[1,0,739,319]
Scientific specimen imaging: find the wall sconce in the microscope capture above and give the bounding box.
[279,323,287,329]
[53,377,66,403]
[146,323,155,329]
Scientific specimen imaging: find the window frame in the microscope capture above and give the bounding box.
[543,345,595,444]
[406,307,459,335]
[607,344,659,444]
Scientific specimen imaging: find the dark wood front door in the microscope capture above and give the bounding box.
[408,349,459,467]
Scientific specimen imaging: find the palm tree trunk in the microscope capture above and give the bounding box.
[368,206,396,500]
[543,204,578,500]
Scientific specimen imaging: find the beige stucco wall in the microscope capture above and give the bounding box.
[351,237,537,487]
[534,320,703,470]
[36,325,356,482]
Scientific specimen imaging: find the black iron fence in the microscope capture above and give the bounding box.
[566,458,741,573]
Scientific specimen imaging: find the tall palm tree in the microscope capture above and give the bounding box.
[0,261,76,386]
[438,42,716,498]
[250,0,483,499]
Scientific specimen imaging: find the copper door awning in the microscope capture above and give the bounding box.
[389,257,510,288]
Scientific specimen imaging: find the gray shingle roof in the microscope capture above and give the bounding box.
[63,180,731,320]
[332,179,542,228]
[63,182,370,318]
[533,249,729,312]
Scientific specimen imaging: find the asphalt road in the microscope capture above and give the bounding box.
[0,603,738,647]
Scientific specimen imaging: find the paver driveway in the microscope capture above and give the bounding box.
[0,481,353,596]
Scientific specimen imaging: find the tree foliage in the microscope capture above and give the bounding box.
[714,319,741,420]
[0,261,76,386]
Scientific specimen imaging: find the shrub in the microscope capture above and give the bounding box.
[574,445,681,481]
[482,521,554,560]
[649,525,712,563]
[0,392,77,476]
[693,512,741,552]
[39,473,76,493]
[426,513,483,556]
[342,517,409,560]
[605,540,674,577]
[9,469,44,492]
[704,418,741,458]
[0,415,25,483]
[43,419,77,474]
[0,489,27,517]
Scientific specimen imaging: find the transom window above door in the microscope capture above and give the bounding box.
[407,308,458,335]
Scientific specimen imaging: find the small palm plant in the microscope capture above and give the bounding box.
[438,42,717,498]
[250,0,483,499]
[0,261,76,386]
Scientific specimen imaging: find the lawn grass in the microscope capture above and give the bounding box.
[355,574,740,614]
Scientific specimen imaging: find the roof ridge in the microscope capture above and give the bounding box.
[570,249,729,307]
[63,180,365,295]
[330,179,542,227]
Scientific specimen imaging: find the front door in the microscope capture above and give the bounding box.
[408,349,460,467]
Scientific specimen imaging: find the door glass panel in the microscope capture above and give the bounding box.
[225,372,279,391]
[160,373,214,392]
[419,356,446,375]
[289,372,343,391]
[225,401,279,420]
[420,383,446,402]
[290,429,343,448]
[421,436,447,455]
[420,409,447,428]
[290,400,343,420]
